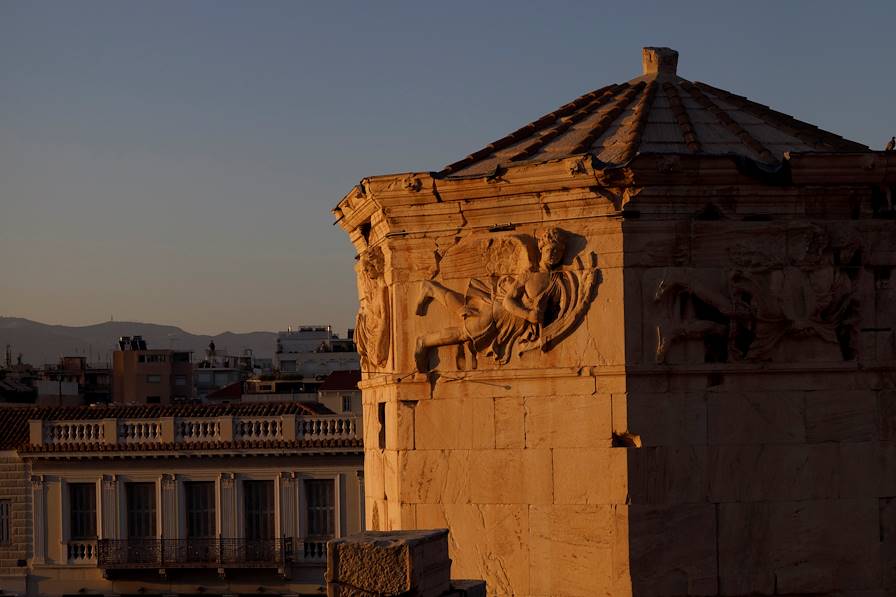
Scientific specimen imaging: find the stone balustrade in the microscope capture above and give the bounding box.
[235,416,282,440]
[299,539,328,562]
[118,420,162,443]
[29,414,360,447]
[176,418,221,442]
[298,415,358,440]
[67,540,97,565]
[43,421,104,443]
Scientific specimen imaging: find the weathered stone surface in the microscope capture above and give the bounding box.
[417,504,528,597]
[327,529,451,597]
[415,398,494,450]
[707,391,805,445]
[446,579,487,597]
[805,390,877,443]
[627,446,708,505]
[614,392,707,446]
[386,400,416,451]
[529,504,618,597]
[878,442,896,497]
[400,450,471,504]
[839,441,878,498]
[879,391,896,441]
[524,394,612,449]
[880,497,896,590]
[494,396,525,449]
[469,449,552,505]
[718,499,880,595]
[708,444,838,502]
[553,447,628,505]
[626,504,718,596]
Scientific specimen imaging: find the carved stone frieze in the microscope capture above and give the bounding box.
[413,227,600,372]
[356,245,391,371]
[653,224,862,363]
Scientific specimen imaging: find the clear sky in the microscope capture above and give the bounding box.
[2,0,894,336]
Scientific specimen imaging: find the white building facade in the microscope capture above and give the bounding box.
[0,403,364,597]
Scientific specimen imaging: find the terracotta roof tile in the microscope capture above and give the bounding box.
[319,370,362,392]
[19,437,363,455]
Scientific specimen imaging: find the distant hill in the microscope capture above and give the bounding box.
[0,317,277,366]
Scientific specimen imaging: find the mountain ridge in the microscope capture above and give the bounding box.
[0,317,277,365]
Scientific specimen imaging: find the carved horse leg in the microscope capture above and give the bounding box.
[416,280,465,316]
[415,327,467,373]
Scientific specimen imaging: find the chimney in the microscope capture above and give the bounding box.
[642,47,678,76]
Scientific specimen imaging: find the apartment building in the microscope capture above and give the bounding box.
[315,370,361,416]
[273,326,358,376]
[35,357,111,406]
[112,336,193,404]
[0,401,364,596]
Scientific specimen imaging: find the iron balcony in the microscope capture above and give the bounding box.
[96,537,294,570]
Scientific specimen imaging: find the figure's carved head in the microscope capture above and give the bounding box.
[787,225,828,266]
[361,246,385,279]
[537,227,567,269]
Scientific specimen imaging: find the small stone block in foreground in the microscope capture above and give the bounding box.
[327,529,452,597]
[444,580,487,596]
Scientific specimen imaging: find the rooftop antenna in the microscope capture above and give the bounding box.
[5,344,11,368]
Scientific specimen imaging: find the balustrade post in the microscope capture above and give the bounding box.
[29,420,44,445]
[102,418,118,444]
[217,416,234,442]
[160,417,175,442]
[281,415,296,441]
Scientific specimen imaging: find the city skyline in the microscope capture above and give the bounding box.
[3,0,895,335]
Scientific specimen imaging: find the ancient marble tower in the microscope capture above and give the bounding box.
[334,48,896,596]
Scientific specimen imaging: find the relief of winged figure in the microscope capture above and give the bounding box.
[413,227,599,372]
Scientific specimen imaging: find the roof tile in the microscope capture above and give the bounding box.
[438,48,869,177]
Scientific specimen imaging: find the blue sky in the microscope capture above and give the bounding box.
[2,0,894,335]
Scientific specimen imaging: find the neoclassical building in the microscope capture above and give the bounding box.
[0,402,363,597]
[335,48,896,596]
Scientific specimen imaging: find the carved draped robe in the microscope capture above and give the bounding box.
[356,279,390,369]
[461,269,579,364]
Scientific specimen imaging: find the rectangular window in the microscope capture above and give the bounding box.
[244,481,274,540]
[125,483,156,538]
[137,355,146,363]
[185,482,216,539]
[342,395,352,413]
[305,479,335,538]
[69,483,96,540]
[146,374,161,383]
[146,396,160,404]
[174,375,187,386]
[0,500,10,544]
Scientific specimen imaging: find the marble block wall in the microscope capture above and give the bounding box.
[335,153,896,597]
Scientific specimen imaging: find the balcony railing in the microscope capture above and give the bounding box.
[30,414,360,448]
[67,540,97,565]
[96,537,294,569]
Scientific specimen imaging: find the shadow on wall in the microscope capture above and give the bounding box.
[622,381,884,595]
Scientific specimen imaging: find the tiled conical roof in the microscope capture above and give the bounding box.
[440,47,869,177]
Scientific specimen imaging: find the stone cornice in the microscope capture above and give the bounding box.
[334,152,896,248]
